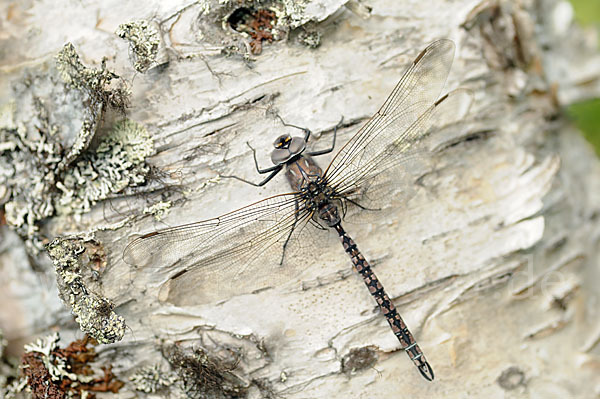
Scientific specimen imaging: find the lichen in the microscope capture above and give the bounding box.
[129,347,250,399]
[129,364,178,393]
[0,44,148,253]
[144,200,172,221]
[21,333,124,398]
[278,0,312,28]
[116,20,161,73]
[71,296,126,345]
[23,332,91,383]
[46,237,126,344]
[54,119,154,215]
[56,43,130,110]
[228,7,279,54]
[164,345,248,399]
[191,0,333,58]
[298,29,321,48]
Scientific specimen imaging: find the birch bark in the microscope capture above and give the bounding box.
[1,0,599,397]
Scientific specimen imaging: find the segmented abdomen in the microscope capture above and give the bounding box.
[334,223,434,381]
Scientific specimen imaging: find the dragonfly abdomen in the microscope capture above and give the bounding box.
[334,223,435,381]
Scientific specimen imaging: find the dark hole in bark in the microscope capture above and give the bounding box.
[227,7,255,32]
[226,7,277,55]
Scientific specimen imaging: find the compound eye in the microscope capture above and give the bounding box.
[273,134,291,149]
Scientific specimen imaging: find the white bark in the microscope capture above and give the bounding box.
[1,0,600,397]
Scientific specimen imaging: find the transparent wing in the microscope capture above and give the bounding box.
[324,39,456,189]
[336,89,473,218]
[123,193,330,305]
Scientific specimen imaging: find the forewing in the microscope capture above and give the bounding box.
[123,193,323,305]
[324,39,456,186]
[337,89,474,219]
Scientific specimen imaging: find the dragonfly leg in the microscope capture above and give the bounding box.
[307,116,343,156]
[345,197,381,212]
[221,165,282,187]
[276,114,311,142]
[279,199,300,265]
[246,141,281,174]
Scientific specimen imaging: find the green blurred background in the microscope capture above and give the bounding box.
[568,0,600,155]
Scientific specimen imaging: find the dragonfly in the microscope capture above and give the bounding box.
[123,39,473,381]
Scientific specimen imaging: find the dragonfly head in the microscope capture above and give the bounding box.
[273,134,292,149]
[271,135,308,165]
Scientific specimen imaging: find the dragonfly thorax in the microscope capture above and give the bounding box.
[298,176,340,226]
[301,178,333,204]
[285,155,325,192]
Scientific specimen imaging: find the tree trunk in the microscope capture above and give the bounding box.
[1,0,599,397]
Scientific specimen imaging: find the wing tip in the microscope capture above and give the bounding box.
[122,233,149,265]
[415,39,456,65]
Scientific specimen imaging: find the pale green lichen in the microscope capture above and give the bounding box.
[101,119,154,162]
[116,20,161,73]
[71,295,126,344]
[144,200,172,221]
[279,0,312,28]
[55,43,130,167]
[0,44,144,252]
[130,364,178,393]
[46,238,126,344]
[198,0,212,14]
[55,119,154,215]
[56,43,129,108]
[3,378,27,399]
[23,333,60,356]
[298,29,321,48]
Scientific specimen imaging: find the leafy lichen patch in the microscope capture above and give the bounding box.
[55,118,154,215]
[0,44,152,251]
[297,28,322,48]
[56,43,130,112]
[116,20,162,73]
[143,200,173,221]
[129,364,178,394]
[278,0,313,28]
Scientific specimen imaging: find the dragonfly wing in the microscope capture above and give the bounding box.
[123,193,327,305]
[324,39,456,185]
[335,89,474,218]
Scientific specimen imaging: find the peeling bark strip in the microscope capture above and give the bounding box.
[335,223,434,380]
